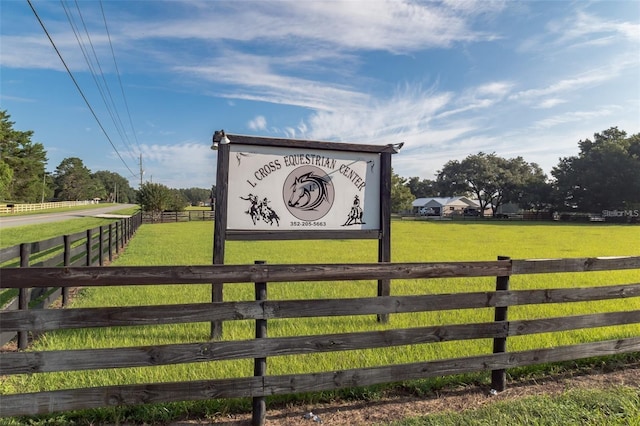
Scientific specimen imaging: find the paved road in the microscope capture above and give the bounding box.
[0,204,138,229]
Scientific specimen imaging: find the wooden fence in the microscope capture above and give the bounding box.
[0,201,94,214]
[1,256,639,425]
[0,212,142,348]
[141,210,214,224]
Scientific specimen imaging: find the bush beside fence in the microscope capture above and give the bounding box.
[0,255,639,425]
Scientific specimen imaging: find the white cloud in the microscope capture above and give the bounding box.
[298,84,453,147]
[533,106,619,130]
[436,81,513,119]
[509,67,616,102]
[175,51,369,112]
[0,94,36,103]
[248,115,267,131]
[555,11,640,47]
[520,10,640,53]
[535,98,567,109]
[118,1,501,52]
[135,142,216,188]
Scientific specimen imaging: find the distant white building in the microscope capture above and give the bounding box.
[412,196,479,217]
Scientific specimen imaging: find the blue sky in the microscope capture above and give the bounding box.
[1,1,639,189]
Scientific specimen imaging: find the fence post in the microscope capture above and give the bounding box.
[252,260,267,426]
[17,243,31,350]
[115,220,121,253]
[108,223,113,263]
[86,229,93,266]
[99,226,104,266]
[377,150,392,324]
[63,235,71,306]
[491,255,510,392]
[119,219,124,249]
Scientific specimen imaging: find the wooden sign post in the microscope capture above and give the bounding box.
[211,131,400,338]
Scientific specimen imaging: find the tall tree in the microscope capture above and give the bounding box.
[552,127,640,212]
[437,152,548,216]
[0,110,49,202]
[437,153,497,215]
[391,171,414,213]
[54,157,102,201]
[137,182,173,213]
[93,170,136,203]
[493,157,548,215]
[168,189,188,212]
[518,178,554,214]
[0,160,13,201]
[178,187,213,205]
[406,177,439,198]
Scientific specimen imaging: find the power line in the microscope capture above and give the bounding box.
[61,0,138,160]
[100,0,142,153]
[27,0,137,178]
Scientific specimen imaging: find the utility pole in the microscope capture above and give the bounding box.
[139,154,144,187]
[41,172,46,204]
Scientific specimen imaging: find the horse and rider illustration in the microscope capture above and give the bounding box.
[241,170,364,227]
[343,195,365,226]
[287,171,331,211]
[240,194,280,226]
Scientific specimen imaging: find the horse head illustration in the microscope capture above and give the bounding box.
[287,172,330,211]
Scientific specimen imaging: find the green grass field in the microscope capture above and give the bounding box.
[1,220,639,424]
[0,206,140,249]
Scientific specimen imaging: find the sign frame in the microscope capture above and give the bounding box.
[211,133,398,338]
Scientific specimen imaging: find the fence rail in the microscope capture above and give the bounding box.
[0,201,95,214]
[1,255,639,424]
[0,212,142,348]
[141,210,214,224]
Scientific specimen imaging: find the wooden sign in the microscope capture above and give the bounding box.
[211,132,399,337]
[227,144,381,231]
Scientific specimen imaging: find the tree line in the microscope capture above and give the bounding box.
[392,127,640,217]
[3,109,637,217]
[0,110,212,209]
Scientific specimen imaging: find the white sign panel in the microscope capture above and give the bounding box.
[227,144,381,231]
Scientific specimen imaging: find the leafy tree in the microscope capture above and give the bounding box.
[552,127,640,212]
[0,160,13,201]
[406,177,440,198]
[391,171,414,213]
[167,189,188,212]
[93,170,136,203]
[518,178,554,214]
[178,187,214,206]
[494,157,548,215]
[437,153,496,215]
[54,157,102,200]
[137,182,172,213]
[437,152,548,216]
[0,110,49,202]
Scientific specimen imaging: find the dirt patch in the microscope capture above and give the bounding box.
[177,364,640,426]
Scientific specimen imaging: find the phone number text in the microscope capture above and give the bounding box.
[289,221,327,227]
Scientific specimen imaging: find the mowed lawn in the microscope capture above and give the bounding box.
[2,220,639,396]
